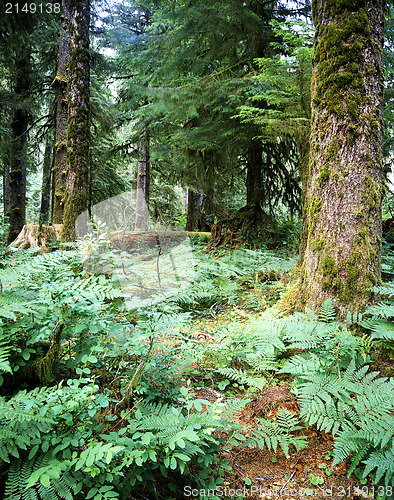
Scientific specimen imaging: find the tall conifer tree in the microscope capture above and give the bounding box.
[61,0,90,241]
[52,0,70,224]
[281,0,385,314]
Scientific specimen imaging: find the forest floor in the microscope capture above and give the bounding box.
[188,311,372,500]
[2,239,393,500]
[157,247,384,500]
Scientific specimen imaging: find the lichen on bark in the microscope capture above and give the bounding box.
[278,0,385,317]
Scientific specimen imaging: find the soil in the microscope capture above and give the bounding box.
[194,385,374,500]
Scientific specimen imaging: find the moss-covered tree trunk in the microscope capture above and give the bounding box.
[186,188,206,231]
[3,159,10,223]
[135,125,150,230]
[52,0,69,224]
[7,47,30,244]
[40,135,53,224]
[61,0,90,242]
[285,0,385,315]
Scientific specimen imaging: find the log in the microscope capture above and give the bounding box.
[9,224,211,251]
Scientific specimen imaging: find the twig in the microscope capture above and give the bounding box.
[110,398,143,432]
[279,470,296,495]
[197,332,222,343]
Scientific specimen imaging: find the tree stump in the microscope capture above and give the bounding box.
[9,224,62,250]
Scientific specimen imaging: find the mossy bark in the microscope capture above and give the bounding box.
[135,126,150,230]
[19,324,63,385]
[52,0,70,224]
[3,156,10,222]
[186,188,205,231]
[40,135,54,224]
[7,47,30,244]
[61,0,90,242]
[280,0,385,316]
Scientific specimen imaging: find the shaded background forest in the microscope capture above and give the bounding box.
[0,0,361,245]
[1,0,394,247]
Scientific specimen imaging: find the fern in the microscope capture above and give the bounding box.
[0,335,12,377]
[216,367,267,390]
[318,298,336,322]
[4,453,75,500]
[361,317,394,340]
[0,389,55,462]
[363,448,394,485]
[243,408,308,458]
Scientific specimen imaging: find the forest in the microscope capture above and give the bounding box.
[1,0,394,498]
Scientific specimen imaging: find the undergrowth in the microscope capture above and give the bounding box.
[0,244,393,499]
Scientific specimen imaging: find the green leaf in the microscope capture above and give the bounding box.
[87,487,98,499]
[234,433,246,441]
[28,445,39,460]
[40,474,51,488]
[177,438,186,448]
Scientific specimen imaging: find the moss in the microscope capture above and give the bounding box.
[317,164,330,188]
[313,5,371,119]
[55,140,67,151]
[275,281,305,315]
[322,255,339,277]
[309,197,322,217]
[52,72,68,86]
[313,238,325,252]
[368,271,377,285]
[358,228,368,239]
[360,175,379,211]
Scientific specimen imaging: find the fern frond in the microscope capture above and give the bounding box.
[318,299,336,323]
[4,452,75,500]
[305,398,346,435]
[244,409,308,458]
[363,448,394,485]
[216,367,267,390]
[361,318,394,340]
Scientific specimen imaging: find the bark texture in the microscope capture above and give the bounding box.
[7,47,30,244]
[135,126,150,230]
[61,0,90,242]
[40,136,53,224]
[186,188,204,231]
[246,140,263,206]
[3,160,10,221]
[9,224,62,250]
[52,0,70,224]
[283,0,385,315]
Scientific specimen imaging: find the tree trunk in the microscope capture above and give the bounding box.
[186,188,204,231]
[3,160,10,222]
[40,136,53,224]
[246,140,263,207]
[52,0,69,224]
[9,224,62,250]
[7,48,30,244]
[281,0,385,316]
[61,0,90,242]
[135,125,150,230]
